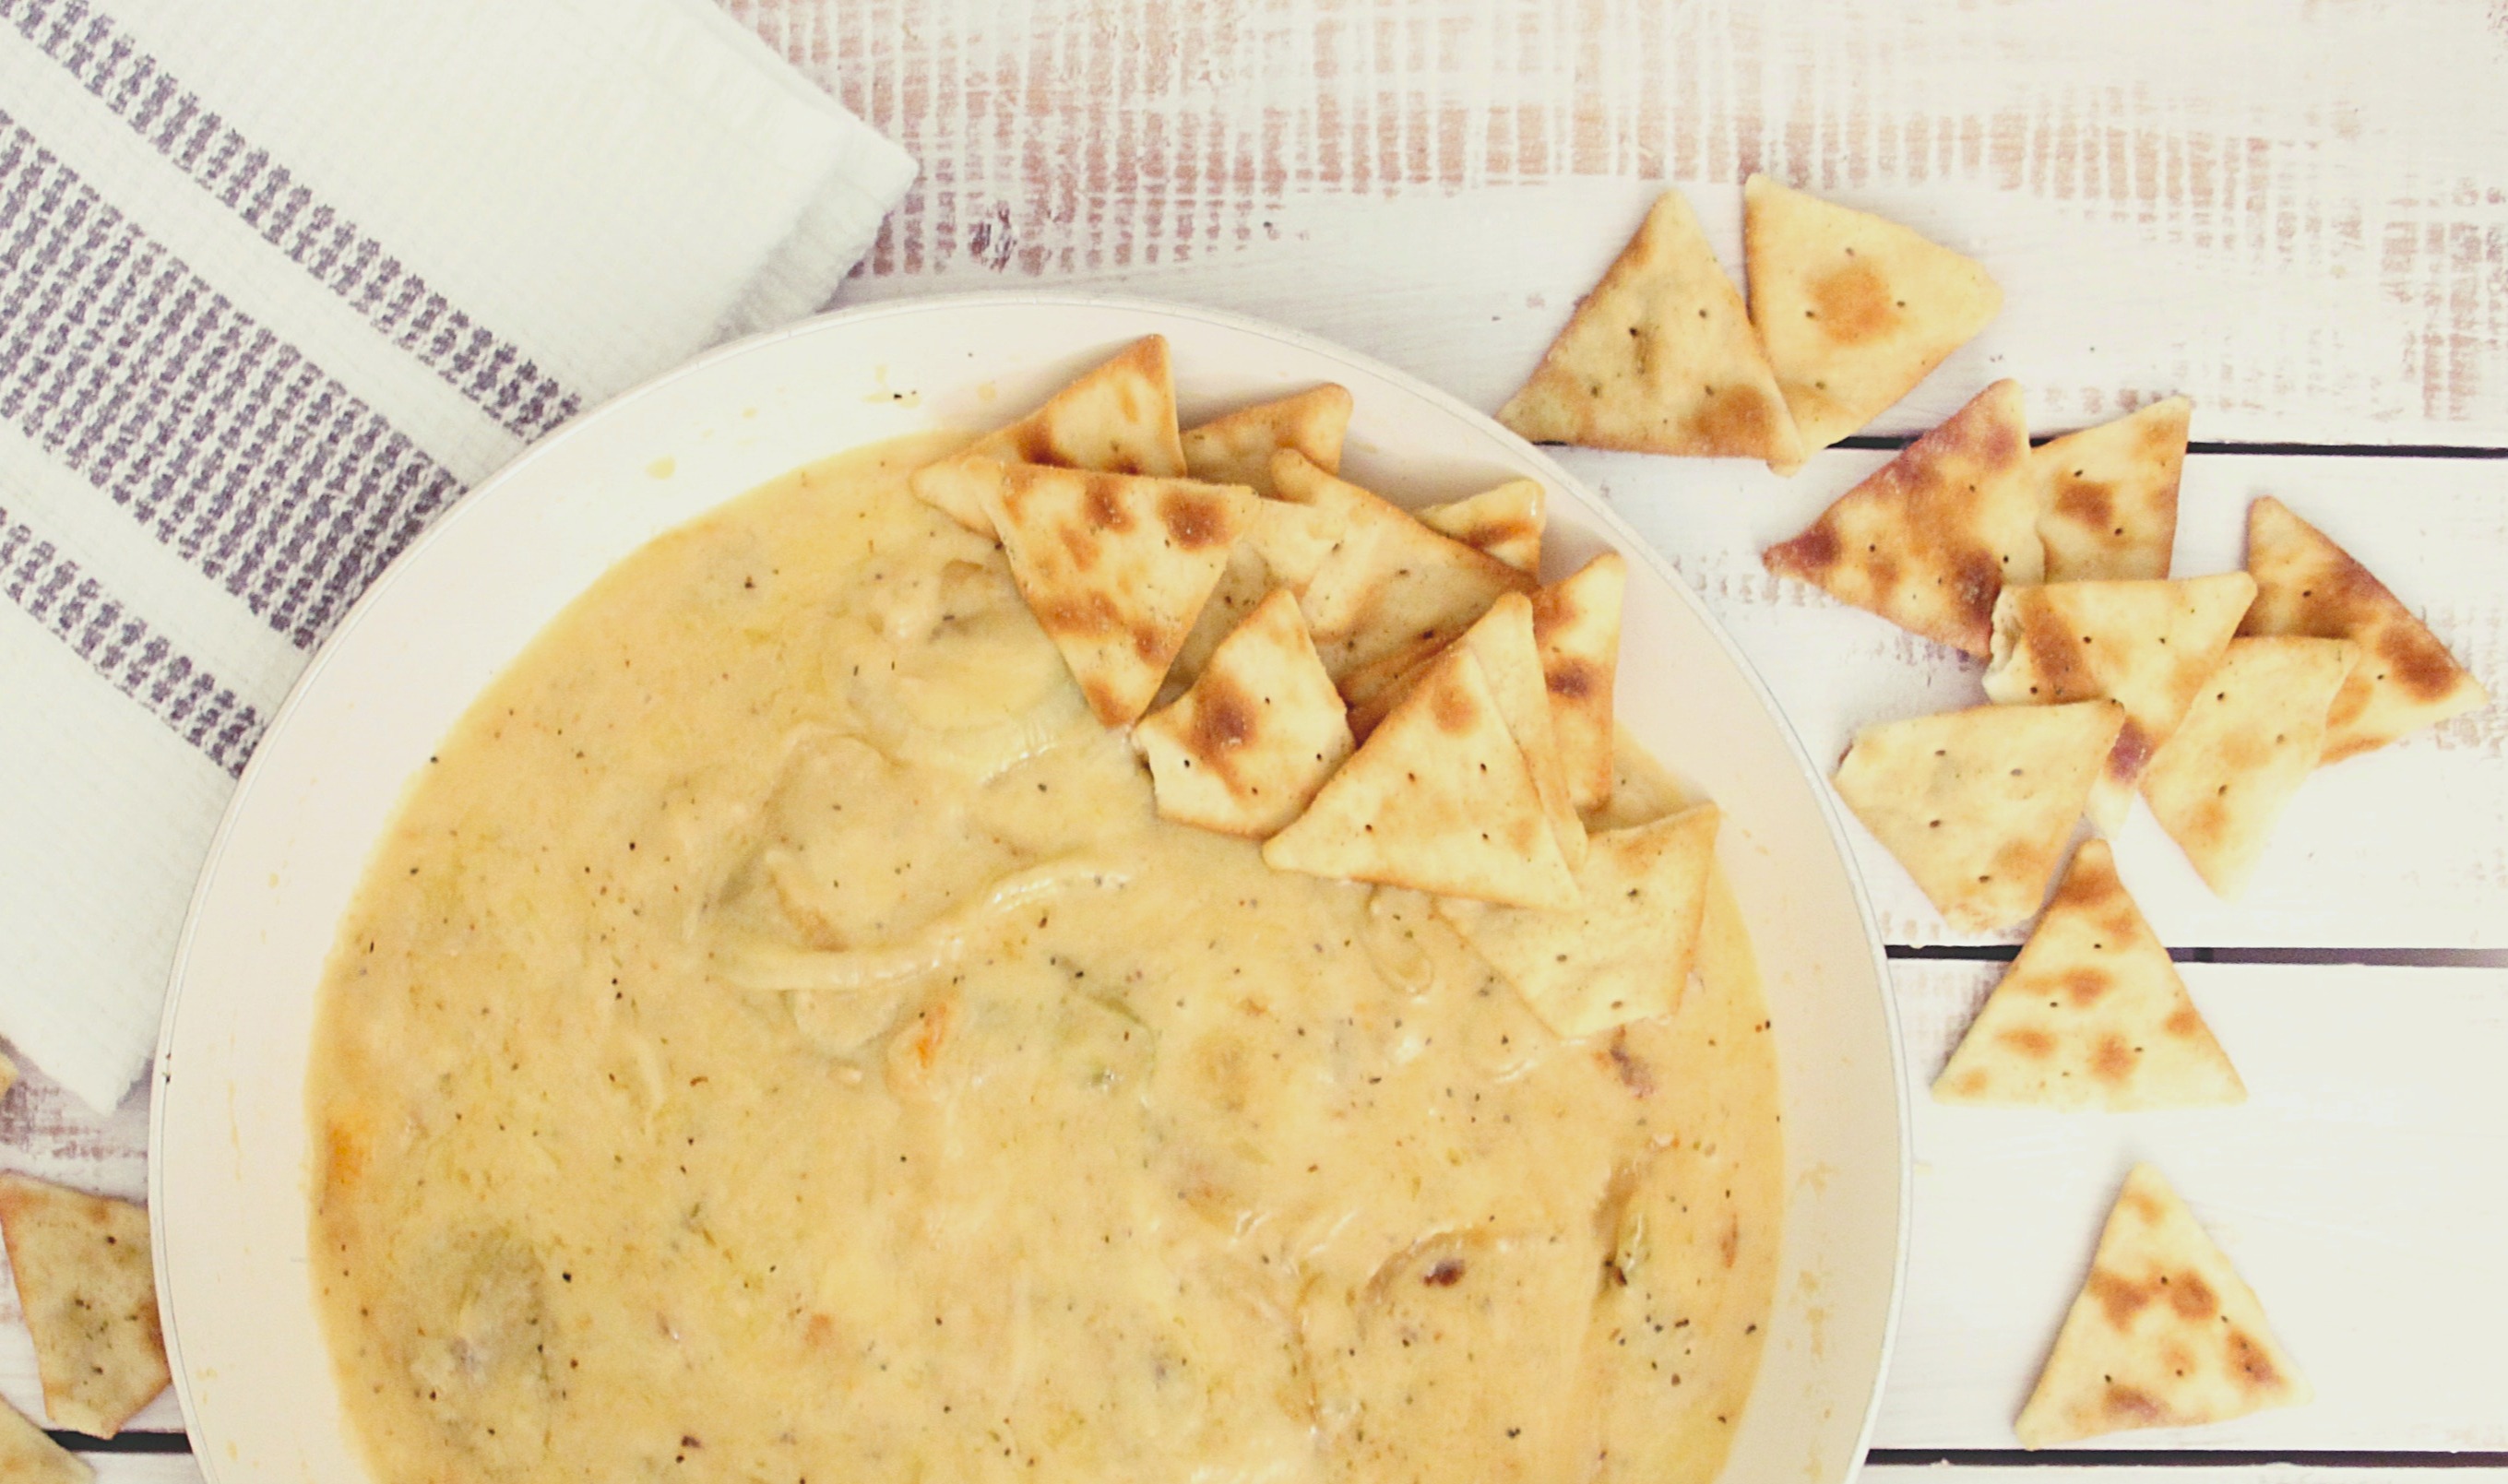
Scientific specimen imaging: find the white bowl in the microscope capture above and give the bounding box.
[151,291,1908,1484]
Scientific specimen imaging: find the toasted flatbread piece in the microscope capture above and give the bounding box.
[1534,552,1627,813]
[2017,1164,2309,1446]
[0,1175,170,1438]
[910,337,1187,534]
[2035,398,2190,582]
[1983,574,2258,831]
[1498,191,1804,464]
[1135,590,1355,837]
[1164,499,1349,695]
[1418,479,1546,575]
[0,1398,90,1484]
[1934,839,2243,1110]
[1456,594,1587,866]
[1834,700,2126,931]
[1265,646,1578,908]
[1272,450,1532,682]
[1764,379,2040,656]
[2142,636,2356,898]
[971,460,1256,728]
[1181,385,1355,494]
[2241,496,2489,764]
[1744,174,2003,465]
[1438,804,1719,1039]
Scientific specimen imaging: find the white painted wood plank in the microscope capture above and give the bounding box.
[737,0,2508,445]
[1880,961,2508,1451]
[74,1457,200,1483]
[1561,445,2506,949]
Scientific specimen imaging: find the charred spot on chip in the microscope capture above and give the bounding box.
[1688,383,1777,455]
[2227,1329,2281,1387]
[1547,658,1599,701]
[2168,1269,2220,1320]
[1765,524,1840,576]
[2091,1034,2135,1084]
[2062,968,2110,1006]
[1807,258,1896,344]
[2102,1383,2164,1422]
[1187,675,1261,758]
[1422,1258,1467,1288]
[2382,625,2462,701]
[1430,677,1480,735]
[1035,590,1124,638]
[1998,1027,2054,1059]
[2086,1268,2152,1326]
[1158,489,1231,550]
[2054,475,2117,530]
[2107,721,2154,781]
[2163,1005,2205,1037]
[1085,481,1135,533]
[1010,423,1061,465]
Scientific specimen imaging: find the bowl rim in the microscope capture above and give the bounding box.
[149,286,1911,1477]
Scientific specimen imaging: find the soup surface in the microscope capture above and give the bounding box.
[309,435,1783,1484]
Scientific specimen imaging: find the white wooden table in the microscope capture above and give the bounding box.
[9,1,2504,1478]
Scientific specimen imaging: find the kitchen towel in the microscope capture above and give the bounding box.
[0,0,914,1111]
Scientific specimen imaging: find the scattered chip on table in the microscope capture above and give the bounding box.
[2033,398,2191,582]
[0,1173,171,1439]
[910,335,1187,534]
[2140,635,2358,898]
[1181,384,1354,494]
[0,1396,89,1484]
[1135,588,1355,837]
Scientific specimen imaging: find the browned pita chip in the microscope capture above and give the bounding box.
[1763,379,2039,657]
[1498,191,1803,464]
[1744,175,2003,466]
[1455,594,1586,865]
[2016,1164,2309,1445]
[1418,479,1546,575]
[1264,646,1578,908]
[969,460,1256,727]
[1833,700,2126,931]
[2035,398,2190,582]
[1438,804,1719,1039]
[1162,499,1349,696]
[2241,496,2489,764]
[1181,385,1355,495]
[1533,552,1627,813]
[2141,636,2357,898]
[1933,838,2243,1110]
[1135,589,1355,837]
[910,336,1187,533]
[1983,574,2257,831]
[0,1175,169,1438]
[0,1398,89,1484]
[1271,450,1532,682]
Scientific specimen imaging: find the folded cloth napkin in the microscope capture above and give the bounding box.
[0,0,914,1110]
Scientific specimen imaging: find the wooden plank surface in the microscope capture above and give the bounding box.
[1882,960,2508,1451]
[731,0,2508,446]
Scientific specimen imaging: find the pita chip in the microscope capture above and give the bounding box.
[1744,174,2003,465]
[1272,449,1532,682]
[1438,804,1719,1039]
[911,336,1187,533]
[2035,398,2191,582]
[1833,699,2125,931]
[1418,479,1546,575]
[1983,574,2257,831]
[1456,594,1587,864]
[2016,1164,2309,1446]
[1763,379,2040,657]
[2241,496,2489,764]
[1135,590,1355,837]
[2141,636,2357,898]
[1933,839,2243,1110]
[0,1175,170,1438]
[1181,385,1354,495]
[970,460,1257,728]
[0,1048,15,1099]
[1533,552,1627,813]
[1163,498,1349,695]
[1497,191,1804,464]
[1264,646,1578,908]
[0,1399,89,1484]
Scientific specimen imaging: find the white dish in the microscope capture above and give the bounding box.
[151,291,1908,1484]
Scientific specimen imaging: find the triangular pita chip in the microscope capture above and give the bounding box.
[1933,839,2243,1110]
[910,336,1186,533]
[1264,646,1577,908]
[1533,552,1627,813]
[2240,496,2489,764]
[1417,479,1546,575]
[1181,385,1354,495]
[2016,1164,2309,1446]
[0,1175,170,1438]
[1162,499,1349,696]
[1764,378,2040,657]
[1834,699,2126,931]
[1135,589,1355,837]
[1437,804,1719,1039]
[971,460,1256,727]
[2141,636,2356,898]
[2035,398,2190,582]
[0,1399,89,1484]
[1498,191,1804,464]
[1271,450,1532,682]
[1454,594,1586,865]
[1982,574,2257,831]
[1743,174,2003,466]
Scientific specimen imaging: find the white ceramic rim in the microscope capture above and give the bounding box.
[149,289,1912,1480]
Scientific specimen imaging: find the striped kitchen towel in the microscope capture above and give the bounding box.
[0,0,914,1111]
